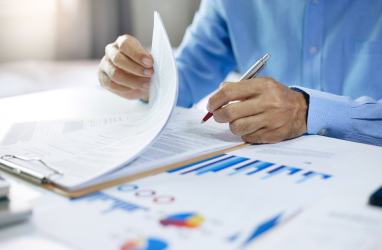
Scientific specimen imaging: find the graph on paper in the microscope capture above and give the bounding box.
[72,192,149,214]
[168,154,332,183]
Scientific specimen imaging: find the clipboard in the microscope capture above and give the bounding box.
[0,143,250,198]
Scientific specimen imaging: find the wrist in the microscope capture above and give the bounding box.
[291,88,309,123]
[291,87,310,105]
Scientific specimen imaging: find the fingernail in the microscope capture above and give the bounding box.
[142,58,152,66]
[144,68,154,76]
[206,102,211,112]
[143,82,150,88]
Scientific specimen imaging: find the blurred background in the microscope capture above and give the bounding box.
[0,0,202,97]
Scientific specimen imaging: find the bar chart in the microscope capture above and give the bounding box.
[168,154,332,183]
[73,192,148,214]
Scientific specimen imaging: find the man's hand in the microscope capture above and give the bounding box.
[98,35,154,100]
[207,77,308,144]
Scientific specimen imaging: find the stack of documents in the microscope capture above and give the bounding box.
[0,12,243,192]
[33,140,354,250]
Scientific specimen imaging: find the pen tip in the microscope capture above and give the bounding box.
[201,120,205,124]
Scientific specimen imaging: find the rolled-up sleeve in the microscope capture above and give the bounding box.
[292,87,382,146]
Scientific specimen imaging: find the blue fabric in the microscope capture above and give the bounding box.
[174,0,382,146]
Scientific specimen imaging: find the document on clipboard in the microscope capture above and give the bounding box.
[0,12,245,195]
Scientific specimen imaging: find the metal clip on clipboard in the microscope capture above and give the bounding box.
[0,155,64,184]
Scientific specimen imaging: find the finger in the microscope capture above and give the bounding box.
[207,77,277,112]
[228,114,268,136]
[104,59,150,89]
[106,44,154,77]
[99,72,132,93]
[213,98,265,123]
[241,126,290,144]
[116,35,153,68]
[228,108,292,136]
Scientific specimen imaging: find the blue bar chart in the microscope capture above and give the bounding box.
[228,160,275,176]
[167,154,226,173]
[261,166,302,179]
[296,171,331,183]
[181,155,249,175]
[73,192,148,213]
[168,154,332,183]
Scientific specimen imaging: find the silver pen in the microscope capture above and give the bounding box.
[201,53,271,123]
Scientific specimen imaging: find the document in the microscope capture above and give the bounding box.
[70,107,244,190]
[0,12,179,189]
[0,114,137,146]
[251,197,382,250]
[0,107,243,190]
[237,138,355,167]
[33,144,352,250]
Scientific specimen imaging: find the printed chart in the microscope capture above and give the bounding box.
[34,148,350,250]
[120,236,168,250]
[169,154,332,184]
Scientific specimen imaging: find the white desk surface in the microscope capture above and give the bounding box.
[0,86,381,250]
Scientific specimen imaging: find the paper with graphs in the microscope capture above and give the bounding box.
[33,143,352,250]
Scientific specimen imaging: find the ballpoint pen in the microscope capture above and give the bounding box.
[201,53,271,124]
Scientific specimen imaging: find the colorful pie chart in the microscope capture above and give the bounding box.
[120,237,167,250]
[160,213,204,228]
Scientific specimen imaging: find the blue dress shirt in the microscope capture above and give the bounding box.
[175,0,382,146]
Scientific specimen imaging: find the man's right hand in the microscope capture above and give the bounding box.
[98,35,154,100]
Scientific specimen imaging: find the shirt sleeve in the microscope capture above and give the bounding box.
[175,0,236,108]
[292,86,382,147]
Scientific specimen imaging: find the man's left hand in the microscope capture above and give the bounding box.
[207,77,308,144]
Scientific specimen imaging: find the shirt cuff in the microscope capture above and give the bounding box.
[290,86,351,139]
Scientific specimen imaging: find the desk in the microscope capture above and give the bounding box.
[0,86,381,250]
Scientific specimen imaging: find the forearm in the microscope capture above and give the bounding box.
[292,87,382,146]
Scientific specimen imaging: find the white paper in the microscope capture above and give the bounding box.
[237,138,355,167]
[74,108,243,190]
[0,107,243,190]
[252,197,382,250]
[0,12,178,189]
[33,143,352,250]
[0,114,137,146]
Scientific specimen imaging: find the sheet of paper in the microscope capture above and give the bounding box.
[0,114,137,146]
[237,138,355,167]
[0,107,244,190]
[33,143,353,250]
[72,107,243,190]
[250,196,382,250]
[0,12,178,189]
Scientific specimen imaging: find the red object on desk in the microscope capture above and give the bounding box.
[201,112,213,124]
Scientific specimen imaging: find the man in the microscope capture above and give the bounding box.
[97,0,382,146]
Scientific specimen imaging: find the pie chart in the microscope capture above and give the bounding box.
[120,237,167,250]
[159,213,204,228]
